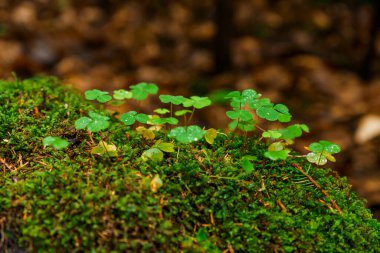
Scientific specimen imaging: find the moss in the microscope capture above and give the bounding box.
[0,77,379,252]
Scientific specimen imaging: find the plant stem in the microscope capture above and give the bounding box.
[187,107,196,126]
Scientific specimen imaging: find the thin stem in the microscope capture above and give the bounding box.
[187,107,196,126]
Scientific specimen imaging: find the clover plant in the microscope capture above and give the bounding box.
[50,81,341,167]
[130,82,158,100]
[168,125,206,144]
[120,111,149,125]
[305,140,341,165]
[43,136,69,150]
[75,111,110,132]
[85,89,112,103]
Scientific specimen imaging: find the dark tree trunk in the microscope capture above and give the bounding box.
[213,0,233,74]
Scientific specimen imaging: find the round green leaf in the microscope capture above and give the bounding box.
[43,136,69,150]
[130,83,158,100]
[113,89,132,100]
[264,150,290,161]
[183,96,211,109]
[306,152,327,165]
[168,126,205,144]
[141,148,163,163]
[159,95,186,105]
[97,94,112,103]
[242,89,260,104]
[85,89,107,100]
[226,110,239,120]
[154,108,170,115]
[75,117,91,130]
[175,110,192,116]
[120,112,137,125]
[155,142,175,153]
[88,111,109,121]
[256,106,278,121]
[87,119,110,132]
[135,113,149,123]
[262,130,282,139]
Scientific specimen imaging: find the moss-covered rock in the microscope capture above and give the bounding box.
[0,77,379,252]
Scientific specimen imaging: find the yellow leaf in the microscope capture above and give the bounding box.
[136,126,156,140]
[150,174,163,193]
[91,141,118,157]
[205,128,218,144]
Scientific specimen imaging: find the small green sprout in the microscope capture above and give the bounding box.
[141,140,175,163]
[120,111,149,125]
[226,108,255,131]
[141,148,163,163]
[130,82,158,100]
[305,140,341,165]
[85,89,112,103]
[241,155,257,173]
[75,111,110,132]
[43,136,69,150]
[168,125,206,144]
[154,108,170,115]
[113,89,132,100]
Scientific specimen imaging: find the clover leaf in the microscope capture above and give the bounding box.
[43,136,69,150]
[168,125,205,144]
[120,111,149,125]
[85,89,112,103]
[141,147,163,163]
[113,89,132,100]
[306,140,341,165]
[159,95,186,105]
[255,103,292,122]
[91,141,118,157]
[182,96,212,109]
[136,126,156,140]
[130,82,158,100]
[75,111,110,132]
[278,124,309,140]
[264,150,290,161]
[225,89,261,107]
[175,109,192,116]
[205,128,218,144]
[120,111,137,125]
[154,108,170,115]
[262,130,282,139]
[154,140,175,153]
[226,109,252,121]
[241,155,257,173]
[151,117,179,125]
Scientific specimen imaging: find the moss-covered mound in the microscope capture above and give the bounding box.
[0,77,379,252]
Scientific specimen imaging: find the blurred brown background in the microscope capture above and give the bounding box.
[1,0,380,218]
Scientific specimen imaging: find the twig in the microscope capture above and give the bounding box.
[292,163,342,215]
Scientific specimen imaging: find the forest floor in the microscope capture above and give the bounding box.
[1,0,380,218]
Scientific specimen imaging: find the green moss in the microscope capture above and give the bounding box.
[0,77,379,252]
